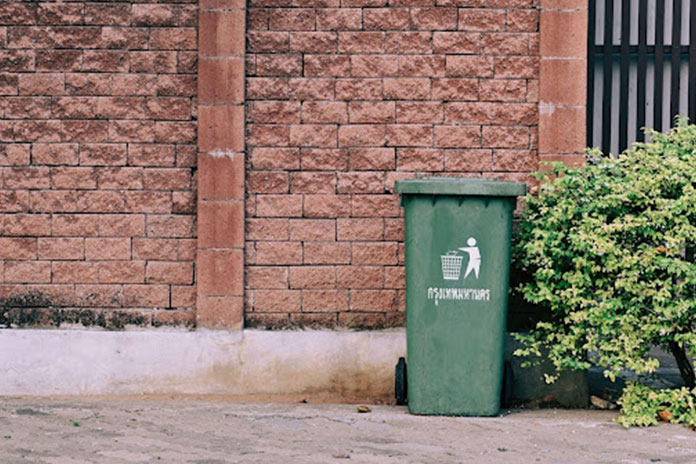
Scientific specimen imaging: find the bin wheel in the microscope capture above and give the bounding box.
[500,360,513,408]
[395,357,407,405]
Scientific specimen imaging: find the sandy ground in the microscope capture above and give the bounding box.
[0,397,694,464]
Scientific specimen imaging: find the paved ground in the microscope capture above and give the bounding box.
[0,397,694,464]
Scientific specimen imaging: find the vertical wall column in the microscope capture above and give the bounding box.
[197,0,246,329]
[538,0,588,166]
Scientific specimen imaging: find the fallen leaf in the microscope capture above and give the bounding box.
[658,410,672,423]
[356,405,371,413]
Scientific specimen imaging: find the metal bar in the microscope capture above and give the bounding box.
[619,0,631,152]
[602,0,615,153]
[637,0,648,141]
[671,0,683,123]
[690,0,696,122]
[588,0,597,146]
[589,44,693,53]
[655,0,665,131]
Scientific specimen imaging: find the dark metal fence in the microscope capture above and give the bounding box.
[588,0,696,154]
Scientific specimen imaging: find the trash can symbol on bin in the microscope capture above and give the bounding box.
[440,251,463,281]
[395,177,526,416]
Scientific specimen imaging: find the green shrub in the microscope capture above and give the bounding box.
[514,119,696,424]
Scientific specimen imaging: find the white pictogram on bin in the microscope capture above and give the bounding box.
[440,251,463,280]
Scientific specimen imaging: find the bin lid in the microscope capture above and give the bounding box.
[394,177,526,197]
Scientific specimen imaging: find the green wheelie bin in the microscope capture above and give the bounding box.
[394,177,526,416]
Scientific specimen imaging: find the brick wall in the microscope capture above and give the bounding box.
[0,1,197,329]
[245,1,540,329]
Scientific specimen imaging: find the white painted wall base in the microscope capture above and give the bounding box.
[0,329,406,399]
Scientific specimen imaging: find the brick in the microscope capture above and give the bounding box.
[19,74,64,96]
[304,242,350,264]
[0,238,36,259]
[99,214,145,237]
[493,149,537,171]
[256,194,303,217]
[289,219,335,241]
[5,97,51,119]
[290,172,336,194]
[52,96,99,119]
[65,73,112,96]
[351,55,399,77]
[246,266,288,289]
[539,59,586,105]
[80,143,127,166]
[0,3,37,25]
[4,167,50,189]
[146,261,193,284]
[386,124,434,147]
[247,78,290,100]
[52,262,99,284]
[51,167,97,190]
[539,10,586,58]
[494,56,539,79]
[29,190,78,213]
[290,32,337,53]
[199,201,244,248]
[133,238,178,261]
[0,190,29,213]
[383,78,431,100]
[479,79,526,102]
[338,125,385,147]
[36,50,82,72]
[396,102,443,124]
[76,191,125,213]
[37,3,84,25]
[150,27,197,50]
[248,31,290,52]
[4,261,51,284]
[336,266,383,289]
[301,101,347,124]
[351,289,398,311]
[198,105,244,152]
[251,290,301,312]
[506,9,539,32]
[256,241,303,265]
[198,152,245,201]
[129,51,177,73]
[304,54,351,77]
[199,57,244,105]
[349,148,395,170]
[143,168,191,190]
[411,8,458,30]
[198,248,244,296]
[249,101,301,124]
[247,218,290,241]
[100,27,149,49]
[268,8,315,30]
[348,102,394,124]
[482,126,530,148]
[337,171,385,193]
[303,194,351,217]
[82,51,129,72]
[3,214,50,236]
[98,261,146,284]
[146,215,195,238]
[289,124,337,147]
[434,125,481,148]
[255,54,303,76]
[300,148,348,171]
[171,286,196,308]
[316,8,362,30]
[289,78,335,100]
[289,266,335,289]
[85,238,130,260]
[84,3,131,26]
[128,144,175,167]
[123,284,169,308]
[446,56,494,77]
[96,167,143,190]
[38,238,83,260]
[336,79,382,100]
[397,148,444,171]
[248,171,288,194]
[337,218,383,241]
[250,148,299,170]
[144,97,192,121]
[197,295,243,330]
[108,120,156,143]
[52,214,99,237]
[338,31,385,53]
[339,312,388,328]
[459,8,506,31]
[364,8,410,30]
[302,290,348,311]
[482,32,530,55]
[32,143,79,165]
[132,4,196,27]
[385,31,432,53]
[0,51,35,73]
[155,122,196,144]
[384,219,404,241]
[352,194,400,217]
[539,105,585,154]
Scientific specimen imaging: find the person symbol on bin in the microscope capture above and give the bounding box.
[458,237,481,280]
